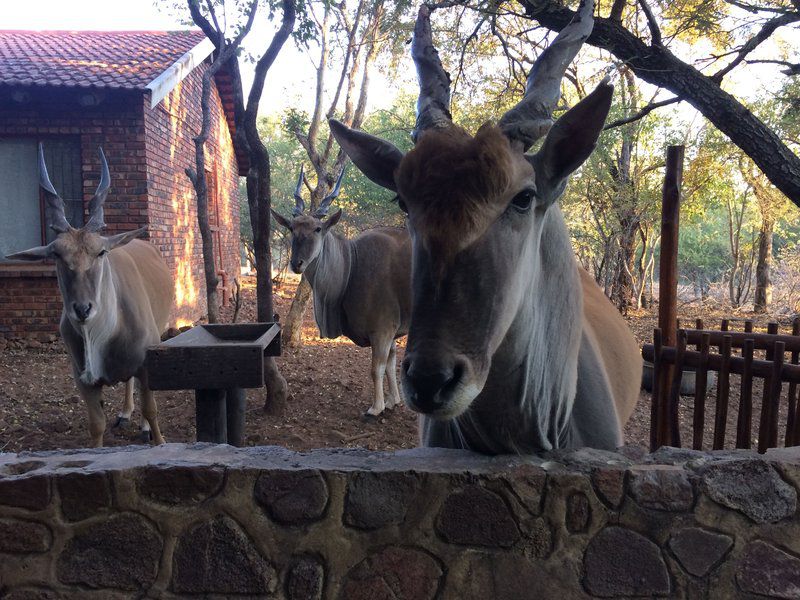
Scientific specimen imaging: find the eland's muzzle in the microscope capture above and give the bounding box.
[73,302,93,322]
[291,259,305,274]
[401,354,464,415]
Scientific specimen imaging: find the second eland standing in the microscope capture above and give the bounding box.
[272,167,411,418]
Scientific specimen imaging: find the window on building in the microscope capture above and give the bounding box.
[0,137,82,260]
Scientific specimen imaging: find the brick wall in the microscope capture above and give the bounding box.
[143,63,241,327]
[0,91,148,340]
[0,64,241,338]
[0,266,61,339]
[0,91,150,236]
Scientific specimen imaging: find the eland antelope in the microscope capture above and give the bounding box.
[7,145,172,447]
[272,167,412,418]
[330,0,641,453]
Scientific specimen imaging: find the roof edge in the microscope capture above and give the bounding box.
[145,36,215,108]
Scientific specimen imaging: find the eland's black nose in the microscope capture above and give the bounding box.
[402,356,461,413]
[291,259,305,273]
[73,302,92,322]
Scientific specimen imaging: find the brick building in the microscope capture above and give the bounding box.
[0,30,244,339]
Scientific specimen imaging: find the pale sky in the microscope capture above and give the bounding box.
[3,0,792,128]
[2,0,407,117]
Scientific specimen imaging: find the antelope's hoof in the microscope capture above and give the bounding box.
[137,430,153,444]
[112,416,130,429]
[361,411,380,422]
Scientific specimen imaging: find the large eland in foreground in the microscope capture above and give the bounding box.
[272,168,411,417]
[7,145,172,447]
[330,0,641,453]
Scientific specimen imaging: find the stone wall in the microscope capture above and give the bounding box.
[0,444,798,599]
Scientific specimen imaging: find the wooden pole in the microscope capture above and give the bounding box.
[225,387,247,447]
[196,389,228,443]
[656,145,685,448]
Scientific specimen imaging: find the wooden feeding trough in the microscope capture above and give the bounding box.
[146,323,281,446]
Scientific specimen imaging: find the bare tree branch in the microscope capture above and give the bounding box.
[188,0,221,43]
[637,0,662,46]
[204,0,224,45]
[453,11,489,92]
[604,96,680,129]
[185,0,259,323]
[746,58,800,75]
[516,0,800,205]
[724,0,798,15]
[609,0,627,22]
[712,11,800,82]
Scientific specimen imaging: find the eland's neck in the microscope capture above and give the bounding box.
[304,233,353,339]
[304,233,352,293]
[459,206,583,453]
[70,260,121,386]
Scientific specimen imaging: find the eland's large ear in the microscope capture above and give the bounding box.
[271,209,293,230]
[329,119,403,192]
[5,244,53,261]
[324,209,342,230]
[104,227,147,251]
[530,81,614,202]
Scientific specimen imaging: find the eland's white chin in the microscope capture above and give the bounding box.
[421,382,482,420]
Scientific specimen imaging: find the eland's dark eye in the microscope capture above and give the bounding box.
[510,189,535,212]
[315,227,322,233]
[98,249,107,258]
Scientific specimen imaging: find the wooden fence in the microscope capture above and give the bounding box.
[642,318,800,453]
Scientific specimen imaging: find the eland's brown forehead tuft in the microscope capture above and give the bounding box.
[396,123,519,266]
[289,214,325,238]
[54,228,103,255]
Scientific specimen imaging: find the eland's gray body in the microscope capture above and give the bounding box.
[8,146,172,447]
[330,0,641,453]
[273,169,412,416]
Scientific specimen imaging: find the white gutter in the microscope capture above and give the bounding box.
[145,37,215,108]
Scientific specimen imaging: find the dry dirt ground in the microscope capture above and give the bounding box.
[0,277,796,454]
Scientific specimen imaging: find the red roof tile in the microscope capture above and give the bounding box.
[0,30,207,90]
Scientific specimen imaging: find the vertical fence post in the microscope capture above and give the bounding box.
[786,318,800,446]
[737,339,755,449]
[713,335,733,450]
[693,332,711,450]
[656,145,685,449]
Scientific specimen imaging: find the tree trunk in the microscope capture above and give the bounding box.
[754,218,774,313]
[518,0,800,207]
[612,219,637,312]
[282,0,383,348]
[283,276,313,347]
[187,48,239,324]
[188,0,294,414]
[245,159,289,414]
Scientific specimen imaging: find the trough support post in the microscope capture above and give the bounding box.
[196,389,228,443]
[226,388,247,447]
[655,145,685,449]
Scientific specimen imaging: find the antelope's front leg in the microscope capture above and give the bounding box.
[112,378,135,429]
[366,342,389,418]
[137,378,165,445]
[75,372,106,448]
[385,341,401,409]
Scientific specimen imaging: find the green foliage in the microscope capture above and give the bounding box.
[678,204,731,285]
[163,0,800,310]
[261,98,414,267]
